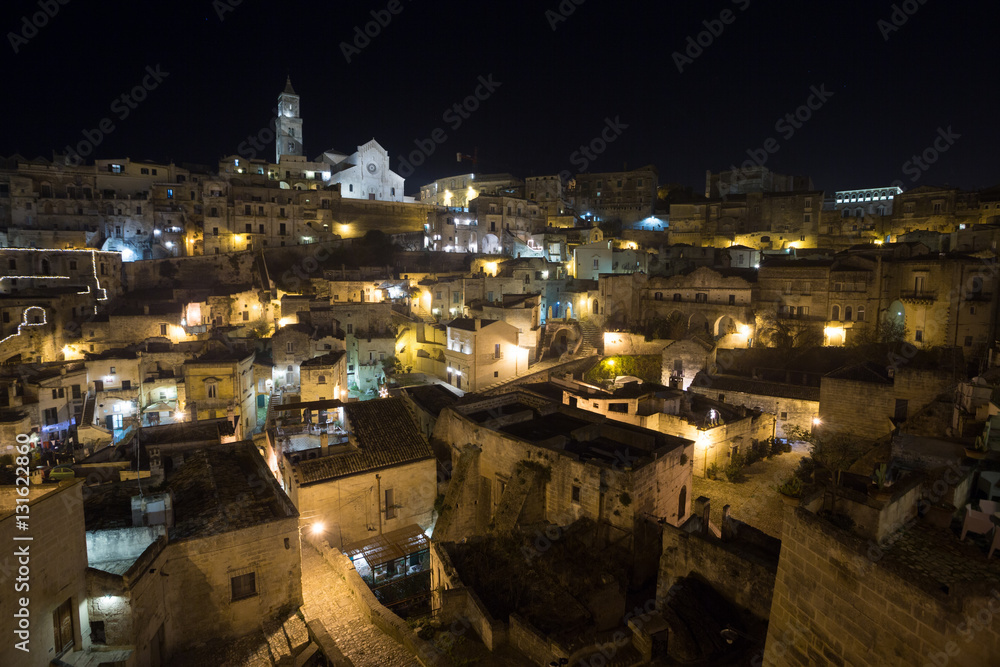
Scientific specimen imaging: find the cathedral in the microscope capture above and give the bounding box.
[276,78,406,202]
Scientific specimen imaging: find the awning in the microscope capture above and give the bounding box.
[343,524,429,568]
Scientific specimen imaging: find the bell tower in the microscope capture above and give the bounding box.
[276,76,303,163]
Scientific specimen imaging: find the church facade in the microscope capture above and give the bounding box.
[275,79,406,203]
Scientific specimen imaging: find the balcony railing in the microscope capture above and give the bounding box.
[899,290,937,302]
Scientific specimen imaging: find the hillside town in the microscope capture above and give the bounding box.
[3,78,1000,667]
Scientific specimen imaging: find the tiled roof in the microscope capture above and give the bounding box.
[691,373,821,401]
[297,398,432,485]
[448,317,497,331]
[300,350,347,367]
[825,361,892,384]
[167,445,292,539]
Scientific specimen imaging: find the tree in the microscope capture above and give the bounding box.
[849,318,906,346]
[784,424,868,489]
[755,312,823,350]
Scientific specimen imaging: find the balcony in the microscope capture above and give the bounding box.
[899,290,937,303]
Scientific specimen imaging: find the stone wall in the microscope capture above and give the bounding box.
[688,383,818,437]
[0,482,91,667]
[124,252,258,290]
[604,332,670,356]
[292,458,436,550]
[160,516,302,653]
[764,507,1000,666]
[658,521,778,623]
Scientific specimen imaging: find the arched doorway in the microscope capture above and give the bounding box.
[715,315,737,337]
[549,329,570,357]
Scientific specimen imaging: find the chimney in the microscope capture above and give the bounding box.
[148,445,164,486]
[320,428,329,456]
[474,318,481,331]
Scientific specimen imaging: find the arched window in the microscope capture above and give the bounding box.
[856,208,864,218]
[318,375,326,384]
[856,306,865,322]
[845,306,853,321]
[831,305,841,321]
[673,293,682,302]
[842,208,850,218]
[654,292,663,301]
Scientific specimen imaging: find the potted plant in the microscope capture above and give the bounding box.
[965,435,988,460]
[777,476,803,506]
[871,463,894,502]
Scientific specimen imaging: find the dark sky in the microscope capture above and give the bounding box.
[3,0,998,195]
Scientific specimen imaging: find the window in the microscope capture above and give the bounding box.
[230,572,257,601]
[207,382,218,398]
[856,306,865,322]
[167,189,174,199]
[915,330,923,342]
[385,488,396,519]
[242,311,249,322]
[160,324,168,335]
[695,293,708,303]
[914,276,925,293]
[213,227,219,236]
[572,485,581,503]
[844,306,853,321]
[286,342,294,353]
[346,323,353,334]
[654,292,663,301]
[110,366,116,374]
[780,411,788,420]
[494,343,501,359]
[728,294,736,306]
[90,620,106,645]
[318,375,326,384]
[673,293,682,302]
[593,259,599,269]
[7,259,15,270]
[72,385,81,399]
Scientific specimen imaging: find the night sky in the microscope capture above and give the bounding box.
[3,0,999,195]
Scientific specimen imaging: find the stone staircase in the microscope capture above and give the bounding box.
[578,320,603,356]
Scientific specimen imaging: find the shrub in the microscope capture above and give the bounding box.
[777,476,803,497]
[793,457,816,483]
[724,451,746,483]
[707,463,720,480]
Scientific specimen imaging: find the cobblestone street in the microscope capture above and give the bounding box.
[301,544,419,667]
[692,444,808,538]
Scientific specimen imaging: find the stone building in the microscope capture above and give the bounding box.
[642,266,756,344]
[0,481,91,667]
[554,378,775,478]
[419,173,522,208]
[82,442,303,666]
[442,317,525,392]
[818,358,957,440]
[277,397,436,549]
[299,350,348,403]
[181,340,257,438]
[571,166,658,224]
[432,389,695,543]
